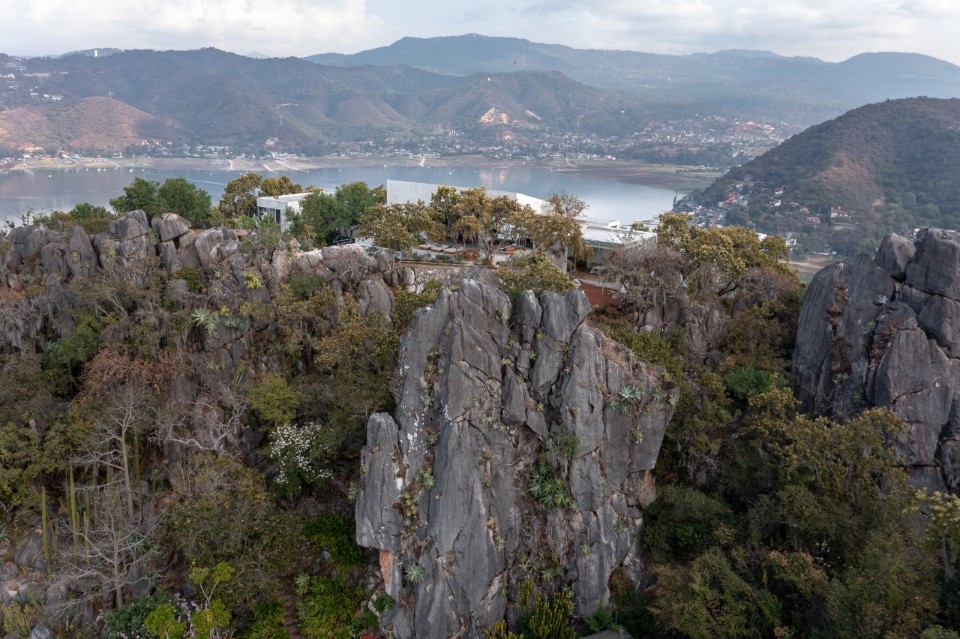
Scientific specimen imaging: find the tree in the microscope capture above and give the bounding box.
[36,203,115,234]
[61,481,159,609]
[653,548,779,639]
[358,201,443,252]
[495,253,574,299]
[156,178,212,227]
[298,181,381,246]
[508,205,589,272]
[430,184,462,233]
[656,213,790,297]
[547,190,587,218]
[260,175,304,197]
[217,173,263,220]
[110,178,162,219]
[75,383,154,524]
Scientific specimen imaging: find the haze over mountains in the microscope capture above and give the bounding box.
[2,35,960,156]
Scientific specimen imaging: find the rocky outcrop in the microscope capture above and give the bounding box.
[793,229,960,492]
[356,281,676,638]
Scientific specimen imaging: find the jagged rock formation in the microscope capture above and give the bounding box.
[355,281,677,638]
[793,229,960,492]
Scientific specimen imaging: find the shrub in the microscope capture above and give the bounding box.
[394,279,444,331]
[515,580,577,639]
[171,266,204,293]
[303,514,364,568]
[496,253,574,300]
[723,366,778,404]
[104,589,176,639]
[269,422,336,495]
[643,484,734,563]
[288,272,327,301]
[164,454,301,614]
[297,575,374,639]
[248,372,302,426]
[242,600,289,639]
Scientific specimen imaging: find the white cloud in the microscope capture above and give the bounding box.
[4,0,384,57]
[4,0,960,65]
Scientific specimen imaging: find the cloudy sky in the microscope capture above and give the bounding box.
[5,0,960,65]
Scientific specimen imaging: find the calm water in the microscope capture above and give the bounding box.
[0,165,677,226]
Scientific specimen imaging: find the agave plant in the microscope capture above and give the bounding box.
[405,562,426,584]
[190,307,219,334]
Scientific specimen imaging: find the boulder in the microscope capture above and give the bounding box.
[151,213,191,243]
[66,225,97,279]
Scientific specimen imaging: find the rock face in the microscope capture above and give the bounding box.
[793,229,960,492]
[356,281,677,638]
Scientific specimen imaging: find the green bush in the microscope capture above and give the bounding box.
[171,266,204,293]
[164,454,301,614]
[104,589,175,639]
[643,485,734,563]
[242,600,289,639]
[248,372,302,426]
[496,253,574,301]
[298,575,374,639]
[288,272,327,301]
[516,580,577,639]
[723,366,778,404]
[304,514,364,567]
[394,279,444,331]
[653,548,780,639]
[44,315,106,395]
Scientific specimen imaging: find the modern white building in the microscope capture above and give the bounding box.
[256,192,315,231]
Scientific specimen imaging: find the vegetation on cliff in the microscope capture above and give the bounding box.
[0,183,957,639]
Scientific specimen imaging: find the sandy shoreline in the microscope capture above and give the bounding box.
[2,154,718,192]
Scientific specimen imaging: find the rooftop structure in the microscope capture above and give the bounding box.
[256,192,316,231]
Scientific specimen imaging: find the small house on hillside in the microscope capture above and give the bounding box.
[256,192,315,231]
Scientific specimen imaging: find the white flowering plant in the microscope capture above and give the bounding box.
[269,421,336,494]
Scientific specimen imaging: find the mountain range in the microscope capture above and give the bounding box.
[2,35,960,155]
[309,35,960,123]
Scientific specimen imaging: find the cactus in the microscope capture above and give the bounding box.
[68,466,80,547]
[484,620,523,639]
[516,579,576,639]
[40,487,50,573]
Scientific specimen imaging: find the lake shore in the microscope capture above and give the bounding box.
[2,154,718,193]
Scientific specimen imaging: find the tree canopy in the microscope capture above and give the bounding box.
[109,177,212,226]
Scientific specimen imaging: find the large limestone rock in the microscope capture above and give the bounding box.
[793,229,960,491]
[356,281,676,638]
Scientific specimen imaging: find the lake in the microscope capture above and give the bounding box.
[0,165,678,226]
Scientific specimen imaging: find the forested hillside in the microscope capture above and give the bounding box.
[680,97,960,253]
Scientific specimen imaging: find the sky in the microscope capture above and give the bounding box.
[4,0,960,66]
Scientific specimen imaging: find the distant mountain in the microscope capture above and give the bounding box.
[0,48,665,154]
[6,40,960,158]
[55,48,124,59]
[308,35,960,125]
[0,96,170,151]
[679,97,960,252]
